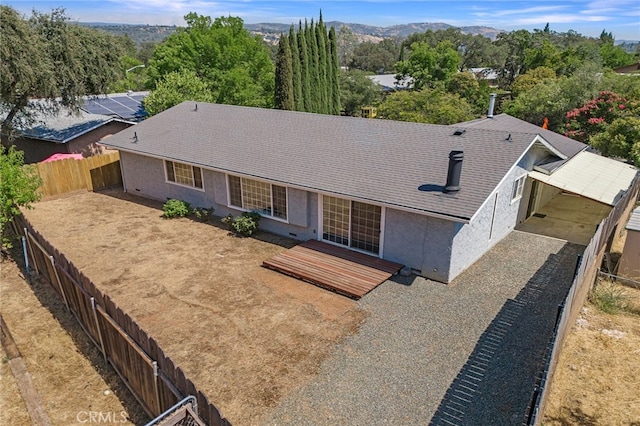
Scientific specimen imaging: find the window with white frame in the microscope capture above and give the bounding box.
[227,175,287,220]
[511,175,526,201]
[165,160,203,189]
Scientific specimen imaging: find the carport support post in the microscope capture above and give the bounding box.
[91,298,107,363]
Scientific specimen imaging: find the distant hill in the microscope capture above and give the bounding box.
[246,21,502,41]
[83,21,503,46]
[80,23,177,45]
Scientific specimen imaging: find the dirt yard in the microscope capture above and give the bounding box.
[19,189,366,425]
[542,280,640,425]
[1,246,148,425]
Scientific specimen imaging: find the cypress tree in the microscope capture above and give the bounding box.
[316,13,329,114]
[307,19,320,112]
[289,25,303,111]
[298,21,312,112]
[328,26,341,114]
[274,33,294,110]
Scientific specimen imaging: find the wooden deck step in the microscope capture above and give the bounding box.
[263,240,403,299]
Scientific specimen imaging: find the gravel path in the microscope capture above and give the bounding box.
[262,231,584,425]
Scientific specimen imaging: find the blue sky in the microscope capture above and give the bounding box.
[4,0,640,40]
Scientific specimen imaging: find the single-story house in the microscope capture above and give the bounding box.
[100,101,637,283]
[9,108,133,164]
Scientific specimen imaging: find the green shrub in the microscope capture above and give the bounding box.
[192,206,214,222]
[222,211,261,236]
[589,281,628,314]
[162,199,191,218]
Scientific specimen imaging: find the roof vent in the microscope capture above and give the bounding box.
[506,133,512,142]
[131,131,138,143]
[453,129,466,136]
[487,93,496,118]
[444,150,464,193]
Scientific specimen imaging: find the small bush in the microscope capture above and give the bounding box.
[192,206,214,222]
[589,281,628,314]
[163,199,191,218]
[222,211,261,236]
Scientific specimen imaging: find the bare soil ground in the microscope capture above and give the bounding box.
[19,189,367,425]
[1,246,148,425]
[542,281,640,425]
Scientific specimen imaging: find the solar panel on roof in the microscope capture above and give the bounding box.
[80,94,147,121]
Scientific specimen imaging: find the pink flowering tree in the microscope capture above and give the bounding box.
[564,91,630,143]
[564,91,640,165]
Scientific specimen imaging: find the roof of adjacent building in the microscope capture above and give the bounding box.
[101,102,583,222]
[627,206,640,232]
[18,109,127,144]
[529,151,638,206]
[80,91,148,121]
[367,74,413,91]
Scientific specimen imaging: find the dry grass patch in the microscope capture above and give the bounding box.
[542,280,640,425]
[1,245,146,425]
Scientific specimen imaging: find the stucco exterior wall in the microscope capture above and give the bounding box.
[383,208,455,282]
[448,148,549,282]
[119,151,319,241]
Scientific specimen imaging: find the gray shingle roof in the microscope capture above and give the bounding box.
[102,102,551,222]
[13,107,128,143]
[456,114,586,160]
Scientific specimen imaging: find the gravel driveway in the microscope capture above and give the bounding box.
[263,230,584,425]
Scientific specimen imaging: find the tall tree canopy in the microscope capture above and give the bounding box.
[1,6,124,145]
[143,70,215,116]
[147,14,274,109]
[395,41,460,90]
[274,16,340,114]
[377,89,474,124]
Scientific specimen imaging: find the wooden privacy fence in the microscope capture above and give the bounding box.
[527,174,640,425]
[15,215,230,426]
[32,152,122,198]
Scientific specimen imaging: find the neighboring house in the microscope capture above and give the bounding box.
[618,207,640,280]
[468,68,500,86]
[367,74,414,91]
[100,102,638,283]
[614,62,640,74]
[9,108,134,164]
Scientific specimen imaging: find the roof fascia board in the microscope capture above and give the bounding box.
[59,118,114,143]
[108,146,471,224]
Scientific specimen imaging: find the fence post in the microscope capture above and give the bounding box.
[21,236,29,273]
[24,229,39,276]
[153,361,161,415]
[91,298,107,363]
[48,255,70,311]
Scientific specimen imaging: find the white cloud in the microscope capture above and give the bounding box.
[491,5,568,17]
[514,14,611,25]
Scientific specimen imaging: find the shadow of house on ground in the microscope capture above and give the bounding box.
[430,242,584,426]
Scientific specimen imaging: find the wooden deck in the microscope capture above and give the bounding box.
[263,240,403,299]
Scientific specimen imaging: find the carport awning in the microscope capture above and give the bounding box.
[529,151,638,206]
